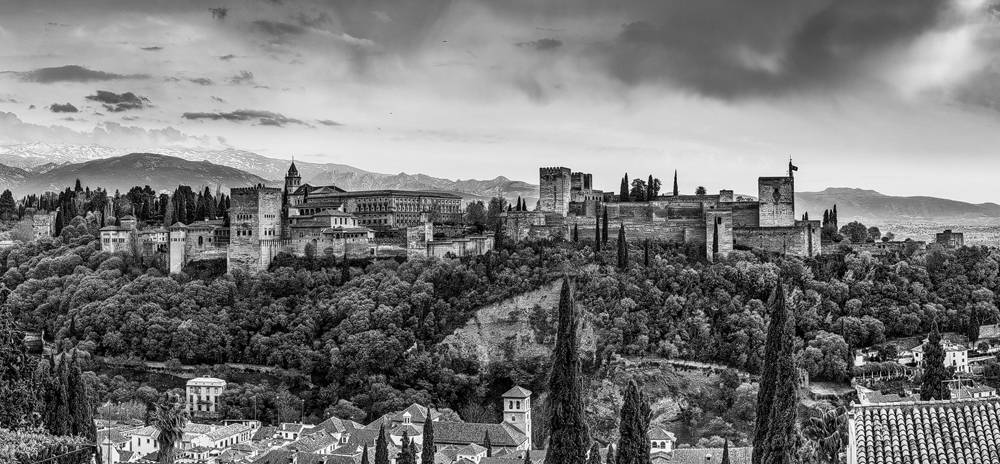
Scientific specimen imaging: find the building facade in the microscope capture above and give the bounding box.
[186,377,226,417]
[507,162,821,260]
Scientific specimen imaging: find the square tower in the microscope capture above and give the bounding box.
[757,176,795,227]
[502,385,532,450]
[539,167,572,216]
[228,185,283,273]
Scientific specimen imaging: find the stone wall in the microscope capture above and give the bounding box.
[705,209,734,261]
[733,220,821,257]
[427,236,494,258]
[228,186,283,273]
[539,167,571,216]
[757,177,795,227]
[732,202,760,228]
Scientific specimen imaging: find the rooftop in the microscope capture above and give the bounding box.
[851,396,1000,464]
[502,386,532,398]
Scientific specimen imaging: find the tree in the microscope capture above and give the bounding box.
[602,207,609,245]
[672,170,678,196]
[0,190,16,220]
[617,224,628,271]
[643,240,649,267]
[543,278,590,464]
[615,379,651,464]
[839,221,868,244]
[866,226,881,243]
[594,214,601,253]
[495,223,505,251]
[361,445,370,464]
[465,201,487,228]
[721,439,730,464]
[620,175,630,202]
[0,307,35,429]
[487,196,508,229]
[398,431,415,464]
[375,424,389,464]
[752,280,797,464]
[804,407,847,464]
[150,393,188,464]
[587,442,602,464]
[606,445,616,464]
[573,224,579,243]
[421,407,435,464]
[484,431,493,457]
[920,323,950,401]
[341,251,351,285]
[695,186,707,196]
[629,179,647,202]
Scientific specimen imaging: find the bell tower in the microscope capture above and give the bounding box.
[285,160,302,200]
[502,386,532,450]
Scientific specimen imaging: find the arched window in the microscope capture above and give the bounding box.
[198,236,204,246]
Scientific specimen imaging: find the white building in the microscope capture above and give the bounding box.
[649,426,676,453]
[912,342,969,373]
[186,377,226,415]
[188,423,254,449]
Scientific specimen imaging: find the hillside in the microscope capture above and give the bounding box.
[0,143,540,202]
[796,188,1000,225]
[17,153,269,194]
[0,163,31,192]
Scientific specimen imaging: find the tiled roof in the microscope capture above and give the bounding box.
[253,426,277,441]
[118,450,135,462]
[502,386,532,398]
[253,449,326,464]
[851,397,1000,464]
[456,443,487,456]
[97,428,130,445]
[346,429,381,448]
[327,455,361,464]
[306,416,349,436]
[649,426,676,441]
[279,423,308,433]
[131,426,159,439]
[433,421,526,447]
[207,423,252,441]
[391,424,422,437]
[654,447,752,464]
[184,423,215,434]
[291,430,339,454]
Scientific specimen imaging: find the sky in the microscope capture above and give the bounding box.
[1,0,1000,202]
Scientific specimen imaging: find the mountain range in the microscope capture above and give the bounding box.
[0,143,998,226]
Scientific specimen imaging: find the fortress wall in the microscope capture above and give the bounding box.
[758,177,795,227]
[733,220,821,257]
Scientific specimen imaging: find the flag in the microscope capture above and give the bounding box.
[790,164,798,171]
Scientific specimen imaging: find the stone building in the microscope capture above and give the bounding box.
[935,229,964,249]
[507,162,821,260]
[186,377,226,417]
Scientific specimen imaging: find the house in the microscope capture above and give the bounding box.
[847,396,1000,464]
[911,341,969,373]
[127,426,160,456]
[649,426,676,453]
[188,422,254,449]
[455,444,488,463]
[278,422,313,441]
[186,377,226,416]
[650,447,753,464]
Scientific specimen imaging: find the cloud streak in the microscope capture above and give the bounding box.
[8,65,149,83]
[181,109,308,127]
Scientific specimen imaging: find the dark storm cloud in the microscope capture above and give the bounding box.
[49,103,78,113]
[317,119,342,126]
[219,54,236,61]
[587,0,948,98]
[182,109,307,126]
[141,46,163,51]
[85,90,151,112]
[9,65,149,83]
[189,77,215,86]
[515,38,563,51]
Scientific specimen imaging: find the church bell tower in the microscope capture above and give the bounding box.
[502,386,533,450]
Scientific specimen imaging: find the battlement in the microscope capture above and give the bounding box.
[231,184,283,195]
[539,167,571,176]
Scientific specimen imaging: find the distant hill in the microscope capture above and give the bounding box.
[306,170,538,203]
[17,153,269,195]
[0,143,539,202]
[797,188,1000,225]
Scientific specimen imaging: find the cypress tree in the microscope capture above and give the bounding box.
[606,444,616,464]
[362,445,370,464]
[672,170,678,196]
[341,250,351,284]
[751,280,797,464]
[643,240,649,267]
[495,223,505,251]
[602,207,609,244]
[587,442,602,464]
[375,424,389,464]
[620,175,629,202]
[721,440,730,464]
[543,278,590,464]
[647,175,654,201]
[920,322,950,401]
[615,380,651,464]
[484,431,493,457]
[68,353,96,462]
[525,449,533,464]
[594,214,601,253]
[617,223,628,271]
[573,224,579,243]
[0,307,36,430]
[54,209,63,236]
[713,219,720,255]
[399,431,414,464]
[421,407,435,464]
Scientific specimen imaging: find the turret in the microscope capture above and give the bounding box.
[502,386,532,450]
[285,161,302,196]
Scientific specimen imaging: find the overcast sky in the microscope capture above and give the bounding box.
[1,0,999,201]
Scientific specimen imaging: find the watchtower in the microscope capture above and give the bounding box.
[502,386,533,450]
[539,167,572,216]
[228,185,283,273]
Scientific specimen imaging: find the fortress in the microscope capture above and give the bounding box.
[503,161,822,260]
[100,162,493,273]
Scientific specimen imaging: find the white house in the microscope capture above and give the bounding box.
[912,342,969,373]
[649,426,676,453]
[188,423,254,449]
[186,377,226,415]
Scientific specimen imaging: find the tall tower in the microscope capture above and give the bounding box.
[285,161,302,199]
[168,222,188,274]
[502,386,532,450]
[539,167,572,216]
